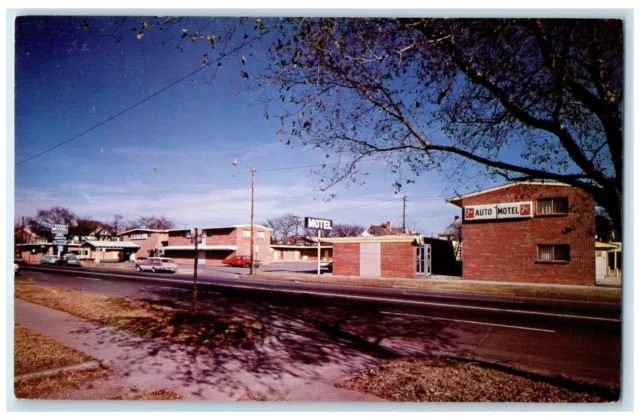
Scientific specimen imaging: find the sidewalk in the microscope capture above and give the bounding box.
[14,299,385,402]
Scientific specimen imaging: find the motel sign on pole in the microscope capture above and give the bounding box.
[304,217,333,275]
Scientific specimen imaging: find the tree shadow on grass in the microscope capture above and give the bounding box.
[67,288,467,400]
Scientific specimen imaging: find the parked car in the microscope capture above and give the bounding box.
[40,255,62,265]
[222,255,261,268]
[14,260,21,275]
[135,257,178,273]
[62,254,83,267]
[319,260,333,273]
[14,257,25,264]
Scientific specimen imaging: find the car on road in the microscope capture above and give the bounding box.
[320,260,333,273]
[40,255,62,265]
[62,254,83,267]
[135,257,178,273]
[222,255,261,268]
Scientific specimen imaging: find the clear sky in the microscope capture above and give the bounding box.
[13,15,475,236]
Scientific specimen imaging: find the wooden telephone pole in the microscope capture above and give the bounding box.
[402,195,407,233]
[192,228,198,312]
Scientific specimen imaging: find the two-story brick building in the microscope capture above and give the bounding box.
[162,225,273,265]
[446,181,596,285]
[118,228,169,260]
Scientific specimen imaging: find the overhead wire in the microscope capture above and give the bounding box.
[16,30,266,166]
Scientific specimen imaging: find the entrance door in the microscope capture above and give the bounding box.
[198,251,206,265]
[416,245,431,275]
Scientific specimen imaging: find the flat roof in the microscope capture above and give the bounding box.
[118,228,168,236]
[167,225,273,232]
[81,241,141,249]
[163,245,237,251]
[270,245,333,249]
[446,181,572,207]
[321,235,419,244]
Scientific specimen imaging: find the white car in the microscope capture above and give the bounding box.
[135,257,178,273]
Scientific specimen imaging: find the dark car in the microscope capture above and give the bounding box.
[62,254,83,267]
[222,255,261,268]
[320,261,333,273]
[40,255,62,265]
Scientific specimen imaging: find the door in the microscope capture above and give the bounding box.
[360,242,381,277]
[416,245,431,275]
[198,251,206,265]
[595,251,607,281]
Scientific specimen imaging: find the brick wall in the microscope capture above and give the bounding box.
[460,184,595,285]
[205,228,237,246]
[381,242,415,278]
[333,243,361,276]
[235,227,273,264]
[167,231,192,246]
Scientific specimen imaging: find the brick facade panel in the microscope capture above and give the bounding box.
[333,243,361,276]
[460,184,595,285]
[381,242,415,278]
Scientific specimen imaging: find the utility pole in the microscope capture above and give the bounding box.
[402,195,407,233]
[293,215,300,245]
[192,227,198,312]
[250,167,255,275]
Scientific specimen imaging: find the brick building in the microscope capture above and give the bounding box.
[323,236,427,278]
[118,229,169,260]
[162,225,274,265]
[447,181,596,285]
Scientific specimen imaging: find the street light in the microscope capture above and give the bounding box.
[233,158,256,275]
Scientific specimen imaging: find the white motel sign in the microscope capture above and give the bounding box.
[304,217,333,230]
[51,224,69,235]
[464,201,533,221]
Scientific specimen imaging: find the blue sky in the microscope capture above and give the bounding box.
[13,16,475,235]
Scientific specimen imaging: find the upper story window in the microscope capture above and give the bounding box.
[183,231,192,238]
[257,231,265,239]
[537,197,568,216]
[537,245,570,262]
[243,230,251,237]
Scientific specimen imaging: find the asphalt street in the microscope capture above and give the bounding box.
[16,265,622,387]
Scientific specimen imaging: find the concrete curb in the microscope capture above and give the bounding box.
[14,361,101,381]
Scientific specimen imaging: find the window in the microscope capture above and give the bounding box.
[537,197,568,215]
[243,230,251,237]
[183,231,192,238]
[538,245,570,262]
[257,231,265,239]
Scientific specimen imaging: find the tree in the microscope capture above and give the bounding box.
[27,207,77,241]
[262,213,301,244]
[260,18,623,234]
[127,215,175,230]
[73,218,103,239]
[327,223,366,237]
[105,214,125,236]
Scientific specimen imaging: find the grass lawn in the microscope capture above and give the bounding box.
[14,324,93,376]
[14,323,113,399]
[14,323,182,400]
[15,280,265,350]
[337,356,620,403]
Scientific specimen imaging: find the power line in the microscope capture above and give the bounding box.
[258,163,341,172]
[16,33,264,166]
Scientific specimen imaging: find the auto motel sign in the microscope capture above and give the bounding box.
[464,201,533,221]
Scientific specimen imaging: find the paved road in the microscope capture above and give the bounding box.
[16,268,621,387]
